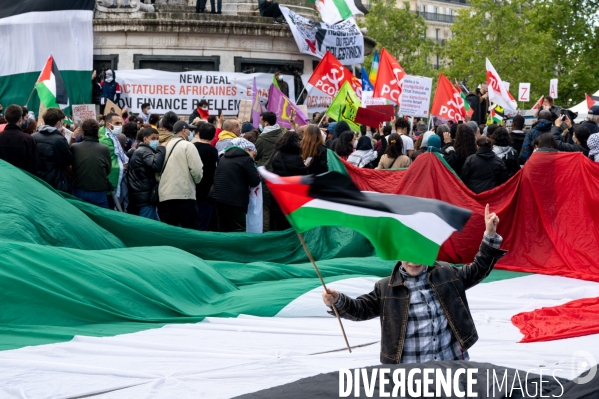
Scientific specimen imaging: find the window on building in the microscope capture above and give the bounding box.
[436,29,440,40]
[133,55,220,72]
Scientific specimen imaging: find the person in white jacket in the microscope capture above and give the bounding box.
[158,117,203,229]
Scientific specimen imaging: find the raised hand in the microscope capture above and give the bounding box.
[484,203,499,236]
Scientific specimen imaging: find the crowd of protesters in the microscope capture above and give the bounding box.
[0,93,597,233]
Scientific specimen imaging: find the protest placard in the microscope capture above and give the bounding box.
[398,75,432,117]
[72,104,97,122]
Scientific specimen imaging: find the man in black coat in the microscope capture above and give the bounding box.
[460,137,509,194]
[0,105,38,174]
[209,138,261,232]
[127,127,166,220]
[32,108,74,192]
[467,82,489,126]
[193,123,219,231]
[70,119,112,208]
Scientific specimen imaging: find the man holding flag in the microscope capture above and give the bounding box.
[323,204,505,364]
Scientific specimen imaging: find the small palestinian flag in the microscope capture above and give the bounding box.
[35,55,69,109]
[259,167,472,265]
[488,104,505,125]
[586,93,599,109]
[455,80,473,117]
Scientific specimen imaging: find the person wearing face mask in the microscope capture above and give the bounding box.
[99,113,129,207]
[273,71,289,98]
[98,69,121,115]
[127,128,166,220]
[70,119,112,208]
[189,99,210,123]
[32,108,74,192]
[157,119,203,229]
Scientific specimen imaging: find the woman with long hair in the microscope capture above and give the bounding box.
[301,124,329,175]
[334,131,355,161]
[443,124,477,174]
[376,133,411,169]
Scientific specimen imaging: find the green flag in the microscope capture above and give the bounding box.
[325,81,361,132]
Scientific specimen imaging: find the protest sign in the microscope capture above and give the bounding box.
[368,105,394,120]
[280,7,364,65]
[518,83,531,102]
[116,70,294,116]
[72,104,97,122]
[550,79,558,98]
[104,99,122,117]
[398,75,432,117]
[238,100,252,123]
[361,91,387,107]
[355,107,387,128]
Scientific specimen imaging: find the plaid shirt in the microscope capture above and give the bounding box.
[334,233,502,364]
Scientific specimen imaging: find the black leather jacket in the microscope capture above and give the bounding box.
[333,241,507,364]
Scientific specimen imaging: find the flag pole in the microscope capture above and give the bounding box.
[295,87,307,104]
[25,86,37,108]
[296,232,352,353]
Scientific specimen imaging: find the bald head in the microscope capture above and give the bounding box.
[223,119,241,136]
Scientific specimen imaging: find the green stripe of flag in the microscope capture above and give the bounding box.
[332,0,353,19]
[289,206,441,264]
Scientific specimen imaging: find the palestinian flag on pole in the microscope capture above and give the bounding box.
[0,0,94,112]
[259,167,472,264]
[35,55,70,109]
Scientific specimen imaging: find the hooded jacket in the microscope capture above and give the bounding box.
[100,69,121,104]
[215,130,237,154]
[579,120,599,135]
[32,125,74,192]
[209,147,261,210]
[519,119,553,163]
[460,146,509,194]
[492,145,520,177]
[255,124,283,171]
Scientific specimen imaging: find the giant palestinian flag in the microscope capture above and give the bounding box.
[259,167,471,265]
[0,151,598,397]
[0,0,94,112]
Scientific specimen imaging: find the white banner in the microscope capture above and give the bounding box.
[398,75,432,118]
[280,6,364,65]
[518,83,531,102]
[550,78,558,99]
[115,69,295,116]
[362,91,387,107]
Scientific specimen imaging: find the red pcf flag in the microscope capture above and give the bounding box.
[586,93,599,109]
[372,48,405,105]
[308,51,362,99]
[430,74,466,123]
